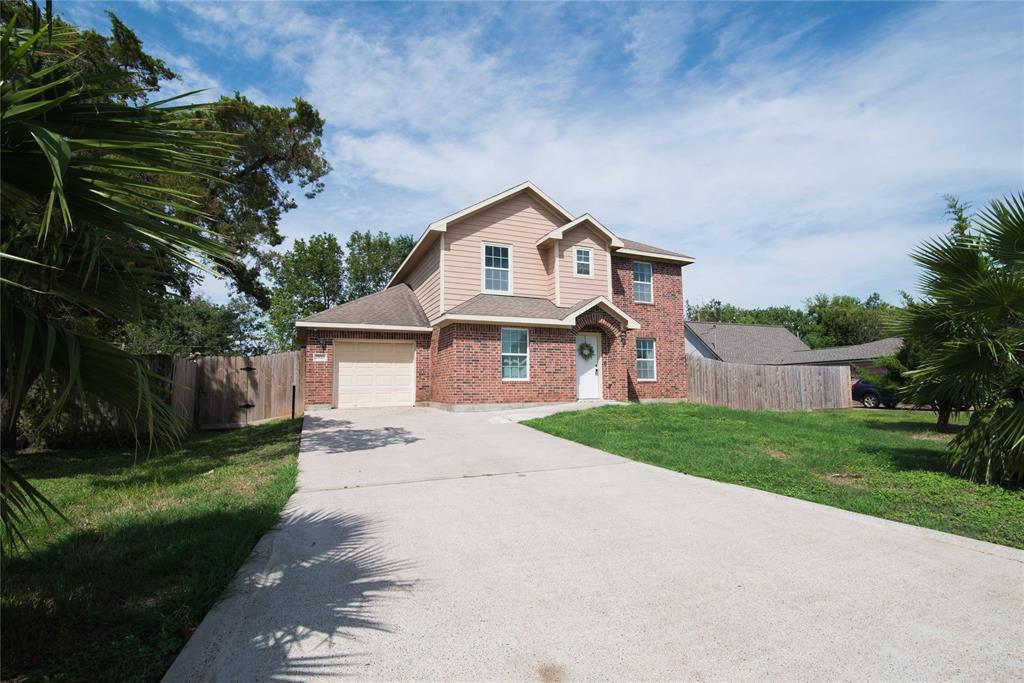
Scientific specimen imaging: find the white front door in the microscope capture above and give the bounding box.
[576,334,602,400]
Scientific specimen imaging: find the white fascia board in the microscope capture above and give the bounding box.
[536,214,624,248]
[385,226,444,288]
[615,248,695,265]
[427,181,573,232]
[295,321,432,332]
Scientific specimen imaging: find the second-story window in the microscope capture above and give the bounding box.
[483,243,511,293]
[575,248,592,277]
[633,261,653,303]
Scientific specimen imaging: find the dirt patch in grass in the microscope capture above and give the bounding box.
[911,431,951,443]
[818,471,868,489]
[766,448,789,460]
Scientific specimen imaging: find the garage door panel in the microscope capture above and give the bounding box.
[336,342,416,407]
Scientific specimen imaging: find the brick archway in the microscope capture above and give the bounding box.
[570,307,629,401]
[571,307,624,343]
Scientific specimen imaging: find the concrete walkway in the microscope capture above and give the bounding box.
[166,406,1024,682]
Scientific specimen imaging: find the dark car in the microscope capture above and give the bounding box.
[852,379,900,409]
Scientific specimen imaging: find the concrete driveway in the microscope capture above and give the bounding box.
[166,406,1023,682]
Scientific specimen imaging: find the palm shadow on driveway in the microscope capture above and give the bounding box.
[171,508,417,681]
[300,414,421,454]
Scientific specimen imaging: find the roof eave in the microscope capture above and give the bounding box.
[615,248,695,265]
[295,321,432,332]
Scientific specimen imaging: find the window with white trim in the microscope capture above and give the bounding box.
[636,338,656,380]
[483,244,511,293]
[501,328,529,380]
[574,247,592,277]
[633,261,653,303]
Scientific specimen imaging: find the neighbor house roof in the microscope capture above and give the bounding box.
[780,338,904,365]
[686,321,810,364]
[296,284,431,331]
[436,294,640,330]
[686,321,904,365]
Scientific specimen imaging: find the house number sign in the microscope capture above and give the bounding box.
[312,352,328,363]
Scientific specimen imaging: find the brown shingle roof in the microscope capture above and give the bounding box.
[687,321,904,365]
[780,338,904,365]
[619,238,693,260]
[299,284,430,328]
[446,294,569,319]
[686,321,810,364]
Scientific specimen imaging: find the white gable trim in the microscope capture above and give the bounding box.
[387,181,573,288]
[427,181,573,232]
[536,214,624,248]
[568,296,641,330]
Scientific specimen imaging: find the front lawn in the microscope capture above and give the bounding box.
[525,404,1024,549]
[1,419,302,682]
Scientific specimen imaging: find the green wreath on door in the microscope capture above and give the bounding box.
[577,341,595,361]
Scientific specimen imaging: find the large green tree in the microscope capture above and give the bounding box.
[1,10,234,541]
[117,296,267,357]
[805,293,895,348]
[1,3,332,306]
[265,230,416,351]
[182,94,331,304]
[345,230,416,300]
[266,234,347,351]
[896,192,1024,484]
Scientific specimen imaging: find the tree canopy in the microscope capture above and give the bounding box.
[686,294,895,348]
[265,230,415,351]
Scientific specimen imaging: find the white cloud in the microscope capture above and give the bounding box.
[625,5,696,87]
[185,2,1021,308]
[314,3,1021,307]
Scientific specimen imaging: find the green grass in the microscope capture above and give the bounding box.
[1,419,302,682]
[525,404,1024,549]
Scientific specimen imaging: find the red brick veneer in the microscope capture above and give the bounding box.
[429,323,577,405]
[298,328,431,407]
[611,257,687,400]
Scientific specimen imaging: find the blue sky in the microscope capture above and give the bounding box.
[63,1,1023,308]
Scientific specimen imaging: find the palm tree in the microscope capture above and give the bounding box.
[1,11,234,542]
[897,192,1024,484]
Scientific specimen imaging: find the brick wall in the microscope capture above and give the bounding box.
[611,257,687,400]
[435,323,577,405]
[298,328,432,407]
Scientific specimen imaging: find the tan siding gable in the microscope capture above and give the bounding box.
[404,237,441,319]
[558,224,611,305]
[443,193,564,309]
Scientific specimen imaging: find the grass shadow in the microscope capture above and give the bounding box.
[863,418,964,437]
[9,420,302,483]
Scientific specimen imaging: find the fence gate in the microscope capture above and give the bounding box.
[191,351,304,429]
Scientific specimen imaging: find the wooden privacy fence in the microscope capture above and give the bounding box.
[172,351,305,429]
[686,356,852,411]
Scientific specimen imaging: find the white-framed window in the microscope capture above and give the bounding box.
[501,328,529,380]
[633,261,653,303]
[636,338,656,380]
[482,243,512,294]
[574,247,593,277]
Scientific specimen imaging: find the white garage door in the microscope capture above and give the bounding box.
[336,341,416,408]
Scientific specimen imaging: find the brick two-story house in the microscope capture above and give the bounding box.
[298,182,695,409]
